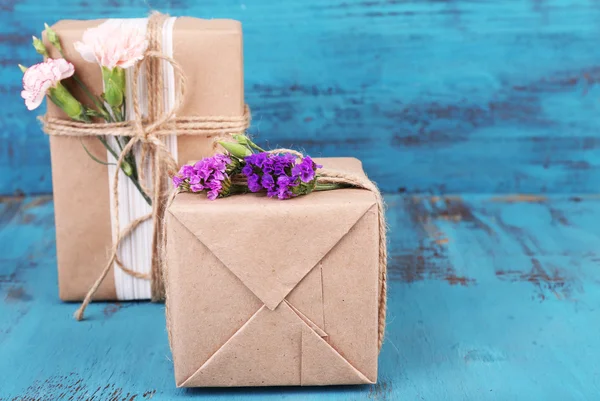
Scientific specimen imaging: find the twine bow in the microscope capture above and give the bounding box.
[42,13,251,320]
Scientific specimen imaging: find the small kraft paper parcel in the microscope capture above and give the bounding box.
[165,157,387,387]
[37,13,249,304]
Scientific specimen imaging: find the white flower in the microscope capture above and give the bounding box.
[74,20,148,70]
[21,58,75,111]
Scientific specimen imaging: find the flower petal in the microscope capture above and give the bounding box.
[74,41,98,63]
[76,20,148,69]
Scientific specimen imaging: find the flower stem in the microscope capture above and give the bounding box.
[228,184,249,196]
[111,104,124,121]
[100,100,150,206]
[74,74,108,117]
[315,182,353,192]
[96,136,152,206]
[128,171,152,206]
[80,139,115,166]
[247,139,266,153]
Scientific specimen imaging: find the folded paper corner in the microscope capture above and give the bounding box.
[301,325,372,386]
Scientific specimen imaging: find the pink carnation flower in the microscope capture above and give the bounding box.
[21,58,75,111]
[74,20,148,70]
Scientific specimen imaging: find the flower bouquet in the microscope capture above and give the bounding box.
[172,135,348,200]
[21,21,151,203]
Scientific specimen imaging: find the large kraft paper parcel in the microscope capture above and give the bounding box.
[165,158,380,387]
[44,18,244,301]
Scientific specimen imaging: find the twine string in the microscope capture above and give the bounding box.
[317,168,388,349]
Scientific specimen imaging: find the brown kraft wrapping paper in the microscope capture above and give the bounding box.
[165,158,380,387]
[44,17,244,301]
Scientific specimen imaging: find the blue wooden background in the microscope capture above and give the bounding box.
[1,0,600,196]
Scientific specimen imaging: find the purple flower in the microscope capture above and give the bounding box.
[207,189,220,200]
[241,163,254,177]
[277,187,293,200]
[172,154,236,200]
[211,154,231,173]
[248,174,262,192]
[246,153,268,168]
[207,179,222,191]
[172,176,183,188]
[292,156,319,183]
[194,161,212,181]
[273,162,288,176]
[262,159,274,174]
[261,174,275,190]
[179,165,195,179]
[241,151,321,199]
[277,175,291,188]
[274,175,294,200]
[190,183,204,192]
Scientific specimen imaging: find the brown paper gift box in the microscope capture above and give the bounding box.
[165,158,380,387]
[44,17,244,301]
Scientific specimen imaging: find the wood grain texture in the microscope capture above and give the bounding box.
[1,0,600,195]
[1,194,599,400]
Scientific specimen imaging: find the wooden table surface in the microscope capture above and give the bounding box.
[1,193,598,400]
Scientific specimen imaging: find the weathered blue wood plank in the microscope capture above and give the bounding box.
[1,0,600,195]
[1,194,599,400]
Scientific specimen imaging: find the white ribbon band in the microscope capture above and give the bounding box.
[107,17,178,300]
